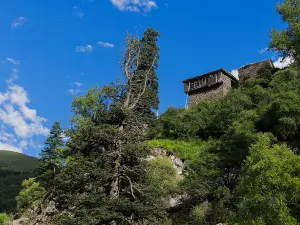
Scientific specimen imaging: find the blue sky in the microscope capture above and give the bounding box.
[0,0,289,155]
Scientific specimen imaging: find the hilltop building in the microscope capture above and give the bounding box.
[183,59,274,107]
[238,59,274,83]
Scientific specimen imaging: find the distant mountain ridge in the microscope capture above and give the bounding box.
[0,150,39,213]
[0,150,39,171]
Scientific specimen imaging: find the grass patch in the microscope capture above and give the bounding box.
[147,139,214,160]
[0,213,9,225]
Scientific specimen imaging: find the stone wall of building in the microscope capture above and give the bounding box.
[186,60,273,107]
[238,60,273,83]
[188,75,233,107]
[222,75,232,96]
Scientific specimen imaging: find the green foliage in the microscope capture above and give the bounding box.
[0,151,38,213]
[0,151,38,171]
[37,121,65,193]
[234,135,300,224]
[146,158,178,197]
[160,64,300,224]
[46,28,169,225]
[0,214,9,225]
[270,0,300,65]
[16,178,46,213]
[13,3,300,223]
[191,202,211,225]
[147,139,214,159]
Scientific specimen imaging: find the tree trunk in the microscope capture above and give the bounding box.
[110,122,124,199]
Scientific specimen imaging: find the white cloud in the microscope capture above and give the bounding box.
[0,60,49,153]
[11,16,28,29]
[273,56,294,69]
[67,82,84,96]
[67,89,83,96]
[7,68,19,84]
[0,93,7,104]
[231,69,239,80]
[0,95,49,138]
[75,45,93,53]
[72,82,83,87]
[98,41,115,48]
[259,48,268,54]
[110,0,158,12]
[6,58,20,66]
[0,130,16,143]
[0,143,22,153]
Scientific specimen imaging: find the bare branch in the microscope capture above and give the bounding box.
[121,175,136,199]
[129,55,157,110]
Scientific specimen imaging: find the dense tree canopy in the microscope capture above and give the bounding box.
[13,1,300,224]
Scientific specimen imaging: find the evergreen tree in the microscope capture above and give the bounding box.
[37,121,64,194]
[52,29,170,225]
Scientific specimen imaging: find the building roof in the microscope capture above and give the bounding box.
[182,68,238,84]
[238,59,274,70]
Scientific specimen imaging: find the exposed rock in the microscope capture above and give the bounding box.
[150,147,184,180]
[169,193,189,208]
[149,148,188,207]
[13,200,57,225]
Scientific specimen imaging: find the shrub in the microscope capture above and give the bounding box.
[0,214,9,225]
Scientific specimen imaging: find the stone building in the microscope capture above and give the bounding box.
[183,59,274,107]
[238,59,274,83]
[183,68,238,107]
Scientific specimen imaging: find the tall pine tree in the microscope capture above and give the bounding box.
[37,121,64,195]
[51,29,171,225]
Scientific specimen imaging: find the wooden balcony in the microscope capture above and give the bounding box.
[183,68,236,93]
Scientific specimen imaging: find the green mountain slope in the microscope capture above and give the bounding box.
[0,151,39,171]
[0,150,39,213]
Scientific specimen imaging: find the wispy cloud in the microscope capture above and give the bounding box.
[98,41,115,48]
[67,82,84,96]
[75,45,93,53]
[67,89,83,96]
[11,16,28,29]
[273,56,294,69]
[5,57,20,83]
[259,47,268,54]
[73,5,85,19]
[110,0,158,12]
[71,82,84,87]
[6,58,20,66]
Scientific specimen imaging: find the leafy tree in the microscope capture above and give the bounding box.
[270,0,299,65]
[37,121,64,194]
[16,178,46,213]
[159,64,300,224]
[234,135,300,224]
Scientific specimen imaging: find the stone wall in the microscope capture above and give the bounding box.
[188,75,232,107]
[185,60,273,107]
[222,75,232,96]
[238,60,273,83]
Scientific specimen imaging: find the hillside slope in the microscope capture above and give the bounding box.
[0,150,39,213]
[0,151,39,171]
